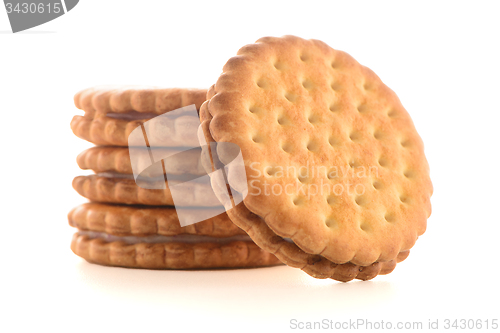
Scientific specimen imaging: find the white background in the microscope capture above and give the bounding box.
[1,1,499,332]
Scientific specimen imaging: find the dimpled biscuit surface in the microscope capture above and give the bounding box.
[204,35,432,269]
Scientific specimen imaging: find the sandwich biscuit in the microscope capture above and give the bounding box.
[69,203,281,269]
[71,87,206,146]
[200,36,432,281]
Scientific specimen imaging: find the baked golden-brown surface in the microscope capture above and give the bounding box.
[72,175,221,207]
[71,86,206,147]
[68,202,246,237]
[70,113,201,147]
[74,86,207,118]
[201,35,432,281]
[71,233,282,269]
[77,146,206,176]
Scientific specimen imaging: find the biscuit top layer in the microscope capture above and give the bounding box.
[74,86,207,118]
[205,35,432,265]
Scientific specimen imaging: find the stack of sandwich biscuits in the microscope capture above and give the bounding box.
[69,86,282,269]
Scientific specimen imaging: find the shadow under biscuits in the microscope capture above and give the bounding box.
[74,260,396,315]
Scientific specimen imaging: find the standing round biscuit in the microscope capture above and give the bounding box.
[200,35,432,281]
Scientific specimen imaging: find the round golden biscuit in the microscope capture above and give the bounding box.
[201,35,432,281]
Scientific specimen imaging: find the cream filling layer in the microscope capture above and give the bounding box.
[77,230,253,244]
[106,112,200,121]
[96,172,135,179]
[106,111,161,120]
[95,172,195,183]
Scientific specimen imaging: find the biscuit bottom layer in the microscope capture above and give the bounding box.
[77,230,253,245]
